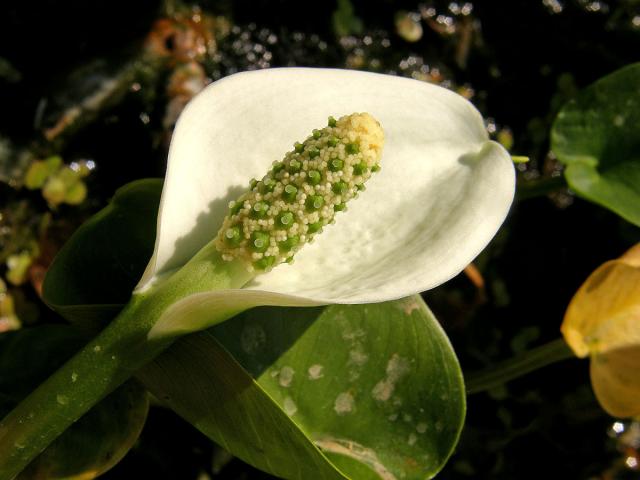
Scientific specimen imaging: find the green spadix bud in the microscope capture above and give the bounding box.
[214,113,384,272]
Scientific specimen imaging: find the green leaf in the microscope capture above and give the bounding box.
[139,296,465,480]
[552,62,640,226]
[42,179,465,478]
[0,325,149,480]
[42,178,162,327]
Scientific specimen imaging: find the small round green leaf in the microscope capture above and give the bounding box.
[552,62,640,226]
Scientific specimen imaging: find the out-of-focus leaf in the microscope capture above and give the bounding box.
[0,325,149,480]
[139,296,465,480]
[562,243,640,417]
[24,156,63,190]
[0,58,21,83]
[42,178,162,328]
[552,62,640,226]
[332,0,363,37]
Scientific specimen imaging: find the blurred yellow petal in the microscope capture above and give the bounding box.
[590,346,640,418]
[620,243,640,267]
[561,243,640,358]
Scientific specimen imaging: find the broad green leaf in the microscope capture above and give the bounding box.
[42,179,465,478]
[552,62,640,226]
[139,296,465,480]
[42,178,162,327]
[0,326,149,480]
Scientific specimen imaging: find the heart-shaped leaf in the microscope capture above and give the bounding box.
[139,296,464,480]
[551,62,640,226]
[0,326,149,480]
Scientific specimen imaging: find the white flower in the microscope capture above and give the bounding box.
[141,68,515,338]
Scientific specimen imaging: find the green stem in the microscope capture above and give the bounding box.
[465,338,575,395]
[0,244,251,480]
[516,175,566,201]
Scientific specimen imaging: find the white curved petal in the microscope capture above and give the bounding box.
[148,289,322,339]
[138,68,514,304]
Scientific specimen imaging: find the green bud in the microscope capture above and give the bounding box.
[250,231,270,253]
[329,158,344,172]
[306,195,324,211]
[282,184,298,202]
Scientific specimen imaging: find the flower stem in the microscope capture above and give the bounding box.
[0,244,251,479]
[465,338,575,395]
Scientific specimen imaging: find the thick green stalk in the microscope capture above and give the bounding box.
[0,243,251,480]
[465,338,575,394]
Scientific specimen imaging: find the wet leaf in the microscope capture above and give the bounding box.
[140,297,465,480]
[552,62,640,226]
[0,325,149,480]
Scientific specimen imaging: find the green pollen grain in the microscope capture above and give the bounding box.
[254,255,275,270]
[250,231,270,253]
[328,116,337,127]
[251,201,269,218]
[277,211,295,229]
[294,142,304,153]
[328,136,339,147]
[313,129,322,139]
[307,222,323,234]
[259,177,276,193]
[346,143,360,154]
[372,164,381,172]
[229,200,243,216]
[308,147,320,159]
[308,170,322,185]
[306,195,324,211]
[224,226,242,246]
[272,162,285,174]
[353,162,367,175]
[288,159,302,174]
[334,203,347,212]
[332,181,348,194]
[279,235,300,252]
[329,158,344,172]
[283,184,298,202]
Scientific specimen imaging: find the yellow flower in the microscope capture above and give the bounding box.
[562,243,640,418]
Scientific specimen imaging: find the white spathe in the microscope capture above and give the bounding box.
[140,68,515,338]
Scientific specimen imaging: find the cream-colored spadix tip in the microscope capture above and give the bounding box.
[215,113,384,272]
